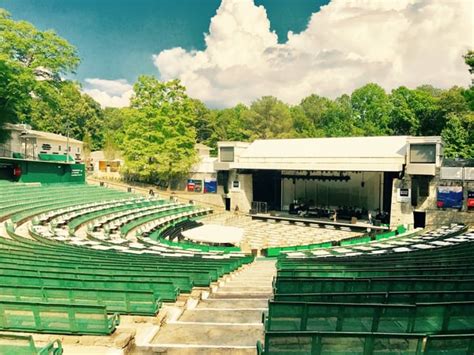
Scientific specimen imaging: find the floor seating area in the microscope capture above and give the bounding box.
[0,182,253,342]
[201,213,362,253]
[258,224,474,354]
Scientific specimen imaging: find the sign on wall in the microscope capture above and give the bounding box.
[204,178,217,193]
[437,186,463,209]
[187,179,203,193]
[397,188,411,203]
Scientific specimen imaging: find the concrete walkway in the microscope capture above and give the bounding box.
[135,259,276,354]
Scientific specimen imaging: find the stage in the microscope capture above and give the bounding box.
[249,212,389,233]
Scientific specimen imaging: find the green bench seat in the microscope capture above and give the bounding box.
[257,331,474,355]
[0,334,63,355]
[274,277,474,294]
[0,300,120,335]
[265,301,474,333]
[0,274,179,301]
[274,290,474,304]
[0,284,162,315]
[277,266,474,278]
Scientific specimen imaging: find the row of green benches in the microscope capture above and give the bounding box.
[259,226,474,354]
[258,331,474,354]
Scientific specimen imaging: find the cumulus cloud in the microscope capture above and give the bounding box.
[83,78,133,108]
[153,0,473,107]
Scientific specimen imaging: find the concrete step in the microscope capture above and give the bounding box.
[229,277,274,282]
[196,299,268,309]
[151,323,263,347]
[179,309,264,323]
[217,286,273,293]
[209,292,272,299]
[132,345,256,354]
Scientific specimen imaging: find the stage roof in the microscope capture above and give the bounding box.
[235,136,410,172]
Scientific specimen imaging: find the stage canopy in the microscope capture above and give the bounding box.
[181,224,244,246]
[235,136,410,172]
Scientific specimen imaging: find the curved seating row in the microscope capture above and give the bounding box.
[0,182,253,337]
[258,224,474,354]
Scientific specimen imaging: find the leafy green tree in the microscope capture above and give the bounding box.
[0,56,34,142]
[351,83,393,135]
[103,132,120,160]
[0,9,79,142]
[442,113,474,159]
[463,50,474,74]
[242,96,294,139]
[389,87,419,135]
[299,94,333,129]
[122,76,197,185]
[27,81,104,149]
[290,105,319,137]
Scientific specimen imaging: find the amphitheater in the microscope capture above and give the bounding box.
[0,180,473,354]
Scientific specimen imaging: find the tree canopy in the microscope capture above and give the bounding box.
[121,76,198,185]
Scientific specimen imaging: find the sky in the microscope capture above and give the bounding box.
[1,0,472,108]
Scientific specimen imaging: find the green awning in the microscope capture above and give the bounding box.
[38,153,75,162]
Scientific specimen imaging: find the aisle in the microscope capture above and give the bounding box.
[140,259,276,354]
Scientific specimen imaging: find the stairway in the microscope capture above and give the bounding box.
[139,259,276,354]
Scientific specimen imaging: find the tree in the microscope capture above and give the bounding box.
[122,76,198,185]
[299,94,333,129]
[463,50,474,74]
[243,96,294,140]
[103,132,120,161]
[389,87,422,135]
[351,83,393,135]
[0,56,34,143]
[27,81,105,150]
[0,9,80,141]
[290,105,319,137]
[442,113,474,159]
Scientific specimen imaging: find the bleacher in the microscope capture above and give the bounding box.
[0,181,253,348]
[258,224,474,354]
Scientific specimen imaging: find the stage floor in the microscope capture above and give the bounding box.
[251,211,389,232]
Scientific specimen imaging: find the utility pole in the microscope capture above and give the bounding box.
[66,121,70,164]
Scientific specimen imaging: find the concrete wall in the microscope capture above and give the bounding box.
[389,178,414,228]
[227,171,253,212]
[390,173,474,228]
[426,210,473,228]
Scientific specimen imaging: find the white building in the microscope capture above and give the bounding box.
[89,150,123,179]
[0,123,83,163]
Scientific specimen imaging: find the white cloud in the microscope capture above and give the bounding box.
[83,78,133,108]
[153,0,473,107]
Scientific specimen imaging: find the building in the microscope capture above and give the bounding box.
[0,123,83,163]
[89,150,123,179]
[0,124,85,184]
[186,143,218,193]
[214,136,473,228]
